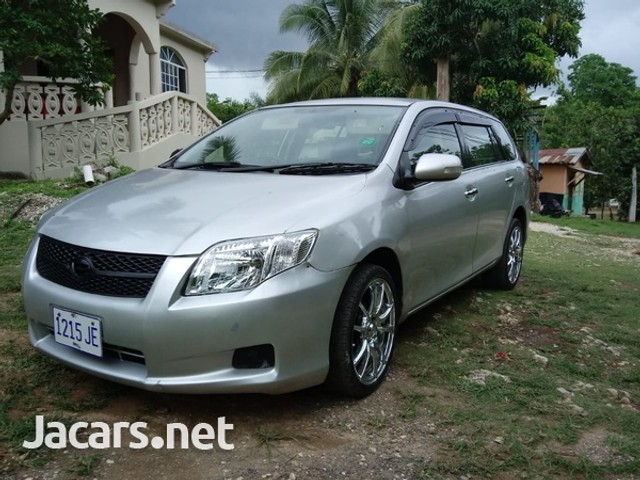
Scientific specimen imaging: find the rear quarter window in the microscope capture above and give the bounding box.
[491,122,518,160]
[458,124,501,167]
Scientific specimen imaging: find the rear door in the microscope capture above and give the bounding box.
[456,116,520,272]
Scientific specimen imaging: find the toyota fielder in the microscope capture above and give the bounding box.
[22,98,530,397]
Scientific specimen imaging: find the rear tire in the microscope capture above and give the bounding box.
[325,264,397,398]
[484,218,524,290]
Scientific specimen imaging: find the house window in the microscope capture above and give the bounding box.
[160,47,187,93]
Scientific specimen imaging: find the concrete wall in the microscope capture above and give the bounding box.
[539,164,567,195]
[31,131,201,180]
[0,122,29,176]
[118,131,200,171]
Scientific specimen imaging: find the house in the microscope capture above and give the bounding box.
[538,147,601,216]
[0,0,221,179]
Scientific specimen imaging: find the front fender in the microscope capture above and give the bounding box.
[305,169,409,273]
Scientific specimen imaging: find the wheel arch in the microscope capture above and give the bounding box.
[360,247,403,315]
[513,206,528,241]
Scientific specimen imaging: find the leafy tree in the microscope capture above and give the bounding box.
[403,0,584,136]
[567,54,637,107]
[541,56,640,220]
[472,78,538,138]
[0,0,113,125]
[206,93,265,123]
[264,0,397,103]
[357,69,406,97]
[402,0,483,101]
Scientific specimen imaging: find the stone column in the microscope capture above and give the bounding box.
[129,60,139,102]
[149,52,161,96]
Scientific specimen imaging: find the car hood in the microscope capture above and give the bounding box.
[39,168,366,256]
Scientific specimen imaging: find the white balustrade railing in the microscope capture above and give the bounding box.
[28,91,220,176]
[9,77,107,121]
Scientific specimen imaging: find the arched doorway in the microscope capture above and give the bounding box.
[94,14,136,107]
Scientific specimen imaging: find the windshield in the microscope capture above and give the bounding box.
[166,105,406,169]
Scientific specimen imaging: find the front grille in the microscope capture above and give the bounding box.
[36,235,166,298]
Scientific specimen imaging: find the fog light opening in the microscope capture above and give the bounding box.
[232,344,275,369]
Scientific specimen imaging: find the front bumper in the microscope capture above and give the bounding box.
[22,237,351,394]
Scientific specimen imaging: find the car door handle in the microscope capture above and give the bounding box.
[464,187,479,198]
[505,176,515,185]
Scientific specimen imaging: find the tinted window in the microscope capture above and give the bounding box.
[459,124,501,167]
[407,124,461,173]
[492,122,517,160]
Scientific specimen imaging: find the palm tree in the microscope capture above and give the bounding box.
[368,1,431,98]
[264,0,398,103]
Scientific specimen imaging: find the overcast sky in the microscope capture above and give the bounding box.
[165,0,640,101]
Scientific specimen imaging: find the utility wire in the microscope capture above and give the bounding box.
[205,69,265,74]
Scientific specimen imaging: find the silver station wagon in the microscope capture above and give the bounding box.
[22,98,530,397]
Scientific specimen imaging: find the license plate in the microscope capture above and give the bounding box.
[53,306,103,357]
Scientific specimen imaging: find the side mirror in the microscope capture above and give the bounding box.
[414,153,462,181]
[170,148,183,159]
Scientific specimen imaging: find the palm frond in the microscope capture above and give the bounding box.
[266,0,405,103]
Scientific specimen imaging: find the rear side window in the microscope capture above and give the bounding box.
[459,124,501,167]
[492,122,517,160]
[407,123,461,173]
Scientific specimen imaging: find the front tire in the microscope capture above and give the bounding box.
[485,218,524,290]
[326,264,398,398]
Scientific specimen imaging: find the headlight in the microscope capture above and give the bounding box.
[185,230,318,295]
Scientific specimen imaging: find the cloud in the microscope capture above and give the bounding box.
[578,2,640,78]
[165,0,640,100]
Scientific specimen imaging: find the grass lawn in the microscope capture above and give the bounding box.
[1,180,639,478]
[397,220,640,477]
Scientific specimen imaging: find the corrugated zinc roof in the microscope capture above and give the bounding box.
[538,147,590,166]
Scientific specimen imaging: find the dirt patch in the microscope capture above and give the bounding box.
[0,193,64,225]
[550,427,630,467]
[0,293,21,315]
[529,222,581,237]
[2,368,441,480]
[530,221,640,262]
[0,328,29,349]
[498,323,566,350]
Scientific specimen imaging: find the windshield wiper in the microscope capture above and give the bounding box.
[169,162,377,174]
[170,162,248,170]
[278,163,377,175]
[216,164,296,172]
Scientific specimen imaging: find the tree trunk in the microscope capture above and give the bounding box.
[526,162,541,213]
[630,165,637,223]
[0,82,16,126]
[436,57,450,102]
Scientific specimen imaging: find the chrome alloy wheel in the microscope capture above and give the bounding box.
[506,224,524,284]
[351,278,396,385]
